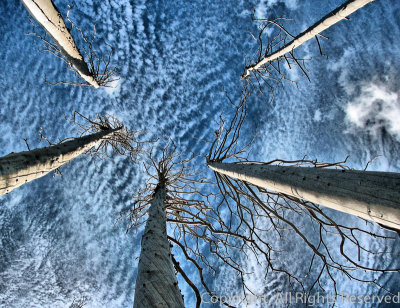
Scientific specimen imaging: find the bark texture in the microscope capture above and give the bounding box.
[208,162,400,230]
[133,185,185,308]
[0,128,119,196]
[21,0,100,88]
[243,0,374,78]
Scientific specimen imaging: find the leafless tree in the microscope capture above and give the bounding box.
[119,91,399,306]
[243,0,374,91]
[122,142,250,307]
[244,15,312,95]
[128,143,187,307]
[22,0,118,88]
[65,111,146,160]
[0,112,143,196]
[203,93,400,306]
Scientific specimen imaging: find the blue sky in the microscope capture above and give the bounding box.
[0,0,399,307]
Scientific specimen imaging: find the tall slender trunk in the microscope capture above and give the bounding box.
[0,128,119,196]
[133,184,184,308]
[243,0,374,78]
[208,162,400,230]
[21,0,100,88]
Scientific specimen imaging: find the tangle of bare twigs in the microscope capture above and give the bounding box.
[26,5,118,88]
[120,143,241,307]
[243,12,326,96]
[65,111,146,161]
[120,90,399,307]
[206,94,400,306]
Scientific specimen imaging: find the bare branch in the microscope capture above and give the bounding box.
[23,2,118,87]
[65,111,148,161]
[242,0,374,81]
[205,88,400,303]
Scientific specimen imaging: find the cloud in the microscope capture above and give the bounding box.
[344,82,400,141]
[254,0,298,19]
[313,109,322,122]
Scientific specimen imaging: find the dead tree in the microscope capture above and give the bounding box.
[21,0,117,87]
[132,160,185,307]
[128,144,188,307]
[121,97,398,307]
[203,93,400,305]
[123,144,241,307]
[0,112,142,196]
[122,131,399,307]
[242,0,374,83]
[207,162,400,231]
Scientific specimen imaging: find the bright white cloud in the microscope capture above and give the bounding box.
[345,83,400,141]
[313,109,322,122]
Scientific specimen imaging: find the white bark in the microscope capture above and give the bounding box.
[243,0,374,78]
[208,162,400,230]
[133,185,185,308]
[0,128,119,196]
[21,0,100,88]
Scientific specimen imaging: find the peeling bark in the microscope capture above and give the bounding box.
[21,0,100,88]
[208,162,400,230]
[133,184,185,308]
[0,128,119,196]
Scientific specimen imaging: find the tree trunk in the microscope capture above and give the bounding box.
[21,0,100,88]
[208,162,400,230]
[0,128,120,196]
[133,184,185,308]
[243,0,374,78]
